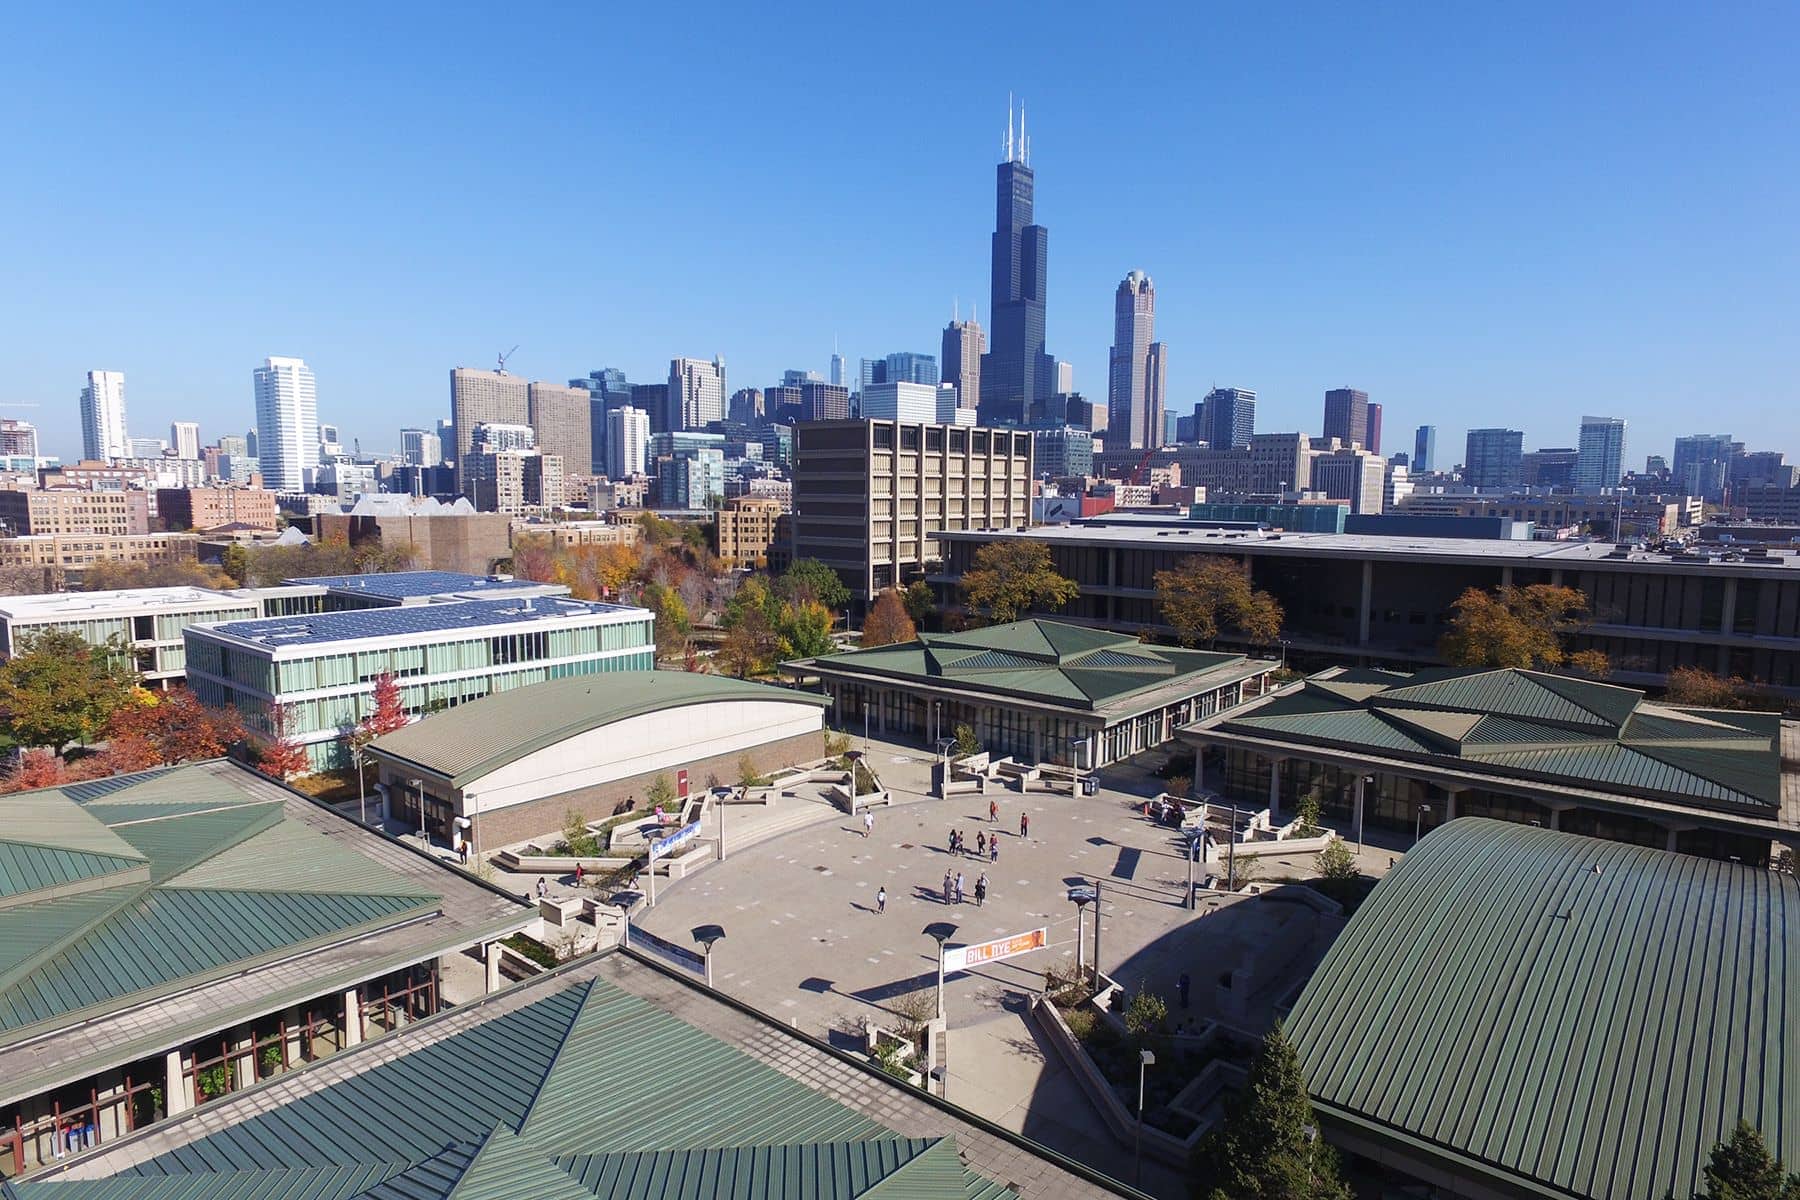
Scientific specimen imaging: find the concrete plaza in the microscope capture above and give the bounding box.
[634,737,1364,1196]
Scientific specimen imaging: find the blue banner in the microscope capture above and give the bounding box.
[650,820,701,860]
[629,922,705,975]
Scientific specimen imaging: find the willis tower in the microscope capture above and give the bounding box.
[979,99,1055,426]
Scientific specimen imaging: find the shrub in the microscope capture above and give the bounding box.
[953,723,981,757]
[646,774,676,809]
[1125,986,1167,1040]
[1294,794,1324,837]
[1063,1006,1097,1041]
[888,989,938,1039]
[1316,836,1358,881]
[1166,775,1192,799]
[738,754,771,788]
[824,730,851,757]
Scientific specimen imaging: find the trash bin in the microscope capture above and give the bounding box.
[1081,776,1099,796]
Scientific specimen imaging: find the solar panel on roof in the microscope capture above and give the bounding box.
[199,597,645,647]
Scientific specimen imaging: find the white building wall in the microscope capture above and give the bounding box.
[467,699,824,814]
[253,356,318,492]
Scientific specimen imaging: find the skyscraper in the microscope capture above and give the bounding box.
[1365,401,1383,456]
[252,357,318,492]
[829,349,847,388]
[800,382,850,422]
[528,381,592,482]
[450,367,528,492]
[0,419,39,459]
[1413,425,1437,473]
[1672,433,1736,503]
[400,428,442,467]
[79,370,128,462]
[668,357,726,431]
[1574,415,1628,490]
[979,101,1054,425]
[1464,428,1525,489]
[858,354,938,389]
[1055,361,1074,394]
[1201,387,1256,450]
[1322,388,1369,449]
[606,406,649,478]
[167,421,200,460]
[941,314,985,413]
[1105,271,1166,449]
[728,388,764,424]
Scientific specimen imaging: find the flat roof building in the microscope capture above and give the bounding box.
[1289,819,1800,1200]
[0,760,530,1180]
[1182,664,1795,863]
[285,569,568,609]
[786,618,1275,768]
[185,596,654,769]
[368,670,828,848]
[0,489,150,536]
[929,523,1800,695]
[0,586,262,681]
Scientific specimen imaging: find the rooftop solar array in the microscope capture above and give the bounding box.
[284,570,557,598]
[195,596,645,649]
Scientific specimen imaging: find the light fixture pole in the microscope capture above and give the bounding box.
[1067,884,1095,981]
[714,786,735,862]
[1358,773,1374,855]
[1135,1048,1156,1185]
[692,924,725,988]
[1415,802,1431,848]
[923,921,958,1102]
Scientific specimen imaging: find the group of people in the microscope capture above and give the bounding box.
[947,827,1001,864]
[941,868,990,906]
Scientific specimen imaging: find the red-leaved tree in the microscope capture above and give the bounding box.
[256,706,310,781]
[359,672,410,739]
[0,749,71,794]
[105,688,245,766]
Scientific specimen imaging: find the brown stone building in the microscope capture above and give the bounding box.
[155,486,280,531]
[714,495,784,568]
[315,508,514,575]
[0,488,151,535]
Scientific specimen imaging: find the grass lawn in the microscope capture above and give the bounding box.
[287,769,369,804]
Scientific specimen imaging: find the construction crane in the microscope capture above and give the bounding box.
[1131,449,1155,486]
[496,345,519,374]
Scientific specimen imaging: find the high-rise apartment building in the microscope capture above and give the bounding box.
[528,381,592,483]
[1464,428,1525,489]
[728,388,764,424]
[464,450,562,514]
[1201,387,1255,450]
[830,351,847,388]
[79,370,129,462]
[1673,433,1736,503]
[1105,271,1167,450]
[1310,447,1385,514]
[252,357,318,492]
[169,421,201,460]
[470,423,536,452]
[1522,447,1579,488]
[0,419,39,460]
[449,367,528,493]
[800,382,850,422]
[400,428,443,468]
[1574,415,1628,490]
[668,357,726,431]
[1322,388,1369,449]
[1365,401,1383,456]
[941,316,985,413]
[792,419,1034,606]
[858,354,939,390]
[1413,425,1437,473]
[859,382,970,426]
[1055,361,1075,394]
[606,407,649,478]
[574,367,632,473]
[979,104,1055,425]
[1032,426,1094,478]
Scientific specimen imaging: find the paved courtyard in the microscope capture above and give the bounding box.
[634,737,1368,1196]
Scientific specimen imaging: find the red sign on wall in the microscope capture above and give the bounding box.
[677,769,690,799]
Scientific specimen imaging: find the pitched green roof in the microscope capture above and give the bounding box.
[369,670,829,786]
[1289,819,1800,1200]
[1216,667,1783,816]
[800,619,1254,715]
[16,966,1022,1200]
[0,764,451,1049]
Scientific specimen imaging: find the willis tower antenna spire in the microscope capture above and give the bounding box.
[979,96,1054,427]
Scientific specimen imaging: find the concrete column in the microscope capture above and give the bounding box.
[1501,565,1514,587]
[1194,745,1205,793]
[1352,776,1366,848]
[231,1032,256,1090]
[342,988,362,1048]
[1548,807,1561,831]
[1443,789,1460,821]
[164,1050,190,1116]
[1665,826,1680,852]
[1718,577,1739,674]
[1358,560,1373,647]
[484,941,502,994]
[1265,757,1282,822]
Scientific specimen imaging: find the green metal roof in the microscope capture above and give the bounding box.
[1288,818,1800,1200]
[0,764,451,1050]
[1214,667,1783,815]
[798,619,1256,717]
[368,670,829,787]
[16,967,1020,1200]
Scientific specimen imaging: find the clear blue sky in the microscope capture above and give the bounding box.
[3,2,1795,466]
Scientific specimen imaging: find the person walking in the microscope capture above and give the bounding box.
[989,838,1000,865]
[948,828,957,854]
[943,870,954,905]
[876,885,887,915]
[862,810,873,839]
[977,830,987,858]
[535,877,548,899]
[989,799,999,823]
[975,873,988,907]
[1020,812,1030,840]
[955,871,965,905]
[1177,972,1191,1009]
[575,862,584,886]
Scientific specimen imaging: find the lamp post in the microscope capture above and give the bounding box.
[713,786,735,862]
[691,924,725,988]
[935,737,954,798]
[1067,884,1095,981]
[846,749,865,815]
[923,921,958,1102]
[1415,802,1431,848]
[1186,828,1205,909]
[352,742,368,825]
[1358,773,1374,856]
[1135,1048,1156,1185]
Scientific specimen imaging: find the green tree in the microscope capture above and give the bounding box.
[647,774,676,809]
[780,558,851,611]
[1154,558,1284,647]
[1692,1122,1800,1200]
[779,599,836,659]
[1294,794,1324,838]
[219,543,251,585]
[642,583,692,661]
[952,723,981,758]
[1194,1024,1351,1200]
[0,630,140,754]
[901,580,935,628]
[1315,837,1358,881]
[960,541,1079,624]
[1439,584,1609,676]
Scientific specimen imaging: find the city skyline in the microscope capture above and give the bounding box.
[4,5,1795,462]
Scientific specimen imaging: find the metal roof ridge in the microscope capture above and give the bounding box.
[0,883,153,1020]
